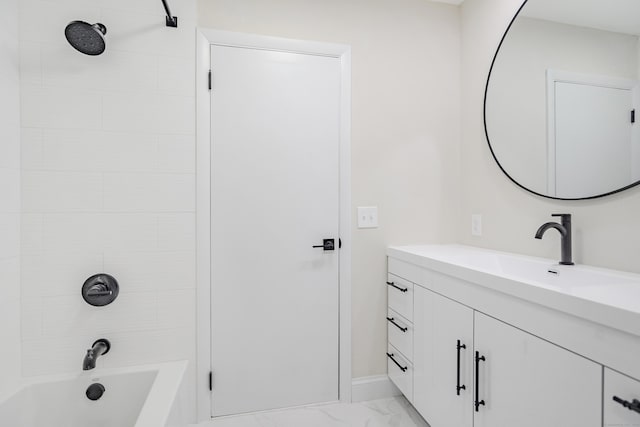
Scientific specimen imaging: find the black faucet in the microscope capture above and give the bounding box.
[83,339,110,370]
[535,214,574,265]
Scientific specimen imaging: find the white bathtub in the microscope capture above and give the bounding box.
[0,361,187,427]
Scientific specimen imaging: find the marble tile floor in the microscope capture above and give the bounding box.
[191,396,429,427]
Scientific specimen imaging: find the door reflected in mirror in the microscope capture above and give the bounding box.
[485,0,640,199]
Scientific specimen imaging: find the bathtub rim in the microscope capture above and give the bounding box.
[0,360,188,427]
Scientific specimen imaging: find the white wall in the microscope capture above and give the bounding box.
[637,37,640,80]
[197,0,462,378]
[0,0,22,398]
[461,0,640,273]
[487,17,638,194]
[18,0,197,421]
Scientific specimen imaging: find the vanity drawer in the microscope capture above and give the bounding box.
[604,368,640,426]
[387,274,414,321]
[387,309,413,361]
[387,344,413,402]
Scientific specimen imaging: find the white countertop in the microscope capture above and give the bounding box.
[387,244,640,337]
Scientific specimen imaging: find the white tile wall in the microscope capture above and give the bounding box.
[21,128,196,174]
[21,252,104,297]
[20,85,104,129]
[103,251,195,291]
[21,213,44,254]
[0,169,21,213]
[0,0,22,398]
[102,173,195,212]
[22,171,103,212]
[0,214,21,259]
[18,0,197,421]
[102,93,195,133]
[158,213,197,250]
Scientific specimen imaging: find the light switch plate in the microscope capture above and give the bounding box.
[471,214,482,236]
[358,206,379,229]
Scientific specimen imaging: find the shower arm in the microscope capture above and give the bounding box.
[161,0,178,27]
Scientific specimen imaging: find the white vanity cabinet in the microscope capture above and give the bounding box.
[386,245,640,427]
[474,312,601,427]
[411,285,600,427]
[604,368,640,426]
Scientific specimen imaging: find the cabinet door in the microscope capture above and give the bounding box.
[414,287,473,427]
[413,286,434,419]
[604,368,640,427]
[474,313,601,427]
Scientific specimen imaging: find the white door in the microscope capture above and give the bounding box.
[209,44,341,417]
[555,82,633,198]
[474,312,601,427]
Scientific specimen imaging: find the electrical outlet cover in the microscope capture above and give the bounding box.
[471,214,482,236]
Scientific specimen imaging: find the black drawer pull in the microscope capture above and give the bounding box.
[613,396,640,414]
[475,351,486,412]
[456,340,466,395]
[386,281,408,293]
[386,317,408,332]
[386,352,408,372]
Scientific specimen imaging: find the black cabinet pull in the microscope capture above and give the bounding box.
[386,352,408,372]
[456,340,466,395]
[475,351,486,412]
[386,317,408,332]
[613,396,640,414]
[386,281,408,293]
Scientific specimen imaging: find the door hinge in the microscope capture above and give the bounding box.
[209,371,213,391]
[208,69,212,91]
[632,109,636,124]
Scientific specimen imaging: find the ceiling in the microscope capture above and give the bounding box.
[431,0,465,5]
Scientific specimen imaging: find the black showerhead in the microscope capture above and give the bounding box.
[65,21,107,56]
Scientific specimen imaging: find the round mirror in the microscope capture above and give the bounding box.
[485,0,640,199]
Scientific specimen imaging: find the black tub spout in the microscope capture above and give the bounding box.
[83,339,110,371]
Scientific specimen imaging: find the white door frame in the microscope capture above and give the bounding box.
[195,28,352,422]
[546,69,639,196]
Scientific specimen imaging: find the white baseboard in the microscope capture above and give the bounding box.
[351,375,400,403]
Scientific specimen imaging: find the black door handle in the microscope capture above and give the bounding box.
[386,352,408,372]
[312,239,335,251]
[613,396,640,414]
[386,317,408,332]
[475,351,486,412]
[456,340,466,395]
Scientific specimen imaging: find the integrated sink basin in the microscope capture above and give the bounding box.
[387,245,640,337]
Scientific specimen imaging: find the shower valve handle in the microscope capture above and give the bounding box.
[82,274,119,307]
[87,284,113,297]
[87,290,113,297]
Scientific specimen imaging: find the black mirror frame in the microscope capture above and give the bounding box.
[483,0,640,200]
